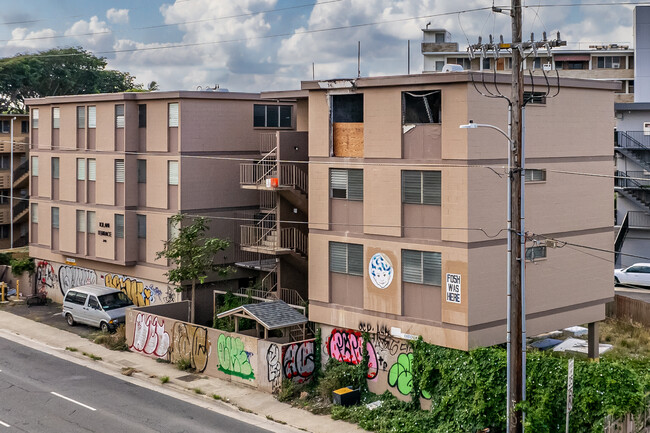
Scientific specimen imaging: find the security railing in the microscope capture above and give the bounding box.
[279,164,308,194]
[260,132,278,154]
[616,131,650,150]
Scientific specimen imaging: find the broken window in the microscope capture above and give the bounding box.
[402,90,441,124]
[332,94,364,157]
[332,94,363,123]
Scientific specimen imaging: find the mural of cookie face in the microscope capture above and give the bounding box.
[368,253,394,289]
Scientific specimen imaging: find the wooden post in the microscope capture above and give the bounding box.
[1,282,5,303]
[588,322,600,360]
[16,280,19,298]
[264,327,268,339]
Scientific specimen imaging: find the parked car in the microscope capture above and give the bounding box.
[614,263,650,288]
[62,285,134,332]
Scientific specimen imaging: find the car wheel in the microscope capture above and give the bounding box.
[66,314,75,326]
[100,322,109,333]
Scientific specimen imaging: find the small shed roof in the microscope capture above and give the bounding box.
[217,300,307,330]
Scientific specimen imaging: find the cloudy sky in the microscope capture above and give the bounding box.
[0,0,638,92]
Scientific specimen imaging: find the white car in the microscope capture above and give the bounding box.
[614,263,650,288]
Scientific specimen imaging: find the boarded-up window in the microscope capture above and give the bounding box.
[402,91,441,124]
[115,214,124,238]
[402,249,441,286]
[76,210,86,232]
[168,103,179,127]
[402,171,441,205]
[77,158,86,180]
[115,104,125,128]
[32,109,39,129]
[332,94,364,157]
[31,156,38,176]
[330,168,363,200]
[87,159,96,181]
[115,159,125,183]
[88,106,96,128]
[329,242,363,276]
[52,108,60,129]
[168,161,179,185]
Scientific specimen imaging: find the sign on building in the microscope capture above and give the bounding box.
[445,273,461,304]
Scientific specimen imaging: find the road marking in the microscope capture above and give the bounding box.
[51,392,96,411]
[0,420,9,427]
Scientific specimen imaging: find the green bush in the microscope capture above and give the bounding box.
[93,324,128,351]
[176,358,193,371]
[278,379,302,402]
[10,256,34,276]
[212,292,255,332]
[318,359,365,402]
[0,253,12,266]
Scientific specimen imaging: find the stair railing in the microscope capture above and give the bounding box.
[615,211,630,264]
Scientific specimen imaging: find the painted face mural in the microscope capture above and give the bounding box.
[369,253,393,289]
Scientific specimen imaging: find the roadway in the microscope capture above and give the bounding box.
[0,336,273,433]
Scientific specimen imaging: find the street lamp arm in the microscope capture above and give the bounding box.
[459,122,512,143]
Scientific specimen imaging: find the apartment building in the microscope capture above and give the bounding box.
[0,114,30,249]
[304,72,615,355]
[27,91,299,324]
[422,28,635,102]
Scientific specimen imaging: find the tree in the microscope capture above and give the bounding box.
[0,47,139,112]
[156,214,230,323]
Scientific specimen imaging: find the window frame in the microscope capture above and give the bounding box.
[401,170,441,205]
[525,245,547,261]
[402,90,441,124]
[137,214,146,239]
[329,168,363,200]
[168,102,179,127]
[31,203,38,223]
[115,214,125,239]
[77,106,85,129]
[525,168,546,182]
[168,160,179,186]
[115,104,125,128]
[87,106,96,128]
[32,109,39,129]
[51,207,59,229]
[138,104,147,128]
[87,211,96,234]
[402,249,442,286]
[137,159,146,183]
[21,120,28,134]
[52,107,60,129]
[51,157,60,179]
[115,159,125,183]
[253,104,292,128]
[76,210,86,233]
[31,156,39,176]
[329,242,363,276]
[77,158,86,181]
[87,159,96,181]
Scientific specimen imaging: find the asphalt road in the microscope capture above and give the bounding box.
[0,336,272,433]
[0,302,94,339]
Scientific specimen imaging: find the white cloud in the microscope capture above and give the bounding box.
[64,16,114,53]
[106,8,129,24]
[6,27,58,52]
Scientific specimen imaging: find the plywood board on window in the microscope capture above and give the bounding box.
[333,122,364,157]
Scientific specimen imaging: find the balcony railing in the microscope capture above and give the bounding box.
[615,131,650,150]
[0,141,28,153]
[615,170,649,188]
[13,199,28,219]
[260,132,277,154]
[627,211,650,228]
[279,164,308,194]
[14,159,28,181]
[240,226,307,256]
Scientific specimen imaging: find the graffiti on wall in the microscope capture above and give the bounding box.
[170,322,210,372]
[104,273,163,307]
[217,334,255,380]
[131,313,170,358]
[282,341,315,383]
[267,344,282,391]
[388,353,431,399]
[35,261,58,293]
[58,265,97,294]
[358,322,411,372]
[327,329,378,379]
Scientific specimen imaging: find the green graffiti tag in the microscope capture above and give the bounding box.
[387,353,431,399]
[217,334,255,380]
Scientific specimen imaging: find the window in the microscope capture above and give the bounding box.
[482,57,491,70]
[523,91,546,105]
[629,80,635,94]
[31,156,38,176]
[402,90,441,124]
[115,104,125,128]
[77,106,85,129]
[0,226,8,239]
[434,61,444,72]
[88,106,96,128]
[115,159,125,183]
[532,58,542,69]
[31,203,38,223]
[168,217,179,241]
[253,104,292,128]
[137,160,146,183]
[402,250,442,286]
[332,94,363,123]
[329,242,363,276]
[168,160,179,185]
[115,214,124,238]
[554,61,564,70]
[52,108,60,129]
[402,171,441,205]
[330,168,363,200]
[137,214,146,239]
[65,291,87,306]
[32,109,39,129]
[51,207,59,229]
[88,296,100,309]
[525,245,547,261]
[168,102,179,127]
[0,155,9,169]
[597,56,621,69]
[450,57,471,69]
[525,169,546,182]
[76,210,86,232]
[1,121,9,133]
[87,159,96,181]
[51,157,60,179]
[138,104,146,128]
[87,211,96,234]
[77,158,86,180]
[21,120,28,133]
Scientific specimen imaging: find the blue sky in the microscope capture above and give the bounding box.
[0,1,637,92]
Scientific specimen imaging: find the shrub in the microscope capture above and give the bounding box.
[10,256,34,276]
[318,360,364,402]
[212,292,255,331]
[93,325,128,351]
[176,358,193,371]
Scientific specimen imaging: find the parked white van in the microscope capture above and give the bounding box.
[62,285,134,332]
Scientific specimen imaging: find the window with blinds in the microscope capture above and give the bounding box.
[31,156,38,176]
[51,158,60,179]
[51,207,59,229]
[525,245,547,261]
[88,106,96,128]
[137,214,146,239]
[31,203,38,223]
[402,249,442,286]
[88,159,96,181]
[168,103,179,127]
[52,108,60,129]
[402,170,441,205]
[115,104,125,128]
[115,214,124,238]
[137,160,146,183]
[32,109,39,129]
[76,210,86,232]
[77,158,86,180]
[168,161,179,185]
[77,106,85,129]
[525,169,546,182]
[330,168,363,200]
[115,159,125,183]
[87,211,96,234]
[329,242,363,276]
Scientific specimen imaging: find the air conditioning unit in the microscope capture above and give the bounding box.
[612,63,620,69]
[545,239,558,248]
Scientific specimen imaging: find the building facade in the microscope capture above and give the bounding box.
[27,91,300,324]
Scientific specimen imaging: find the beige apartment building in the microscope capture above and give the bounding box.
[305,72,616,352]
[27,91,300,324]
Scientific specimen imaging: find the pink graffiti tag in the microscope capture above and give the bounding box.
[327,329,378,379]
[131,313,170,358]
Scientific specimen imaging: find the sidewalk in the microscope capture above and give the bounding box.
[0,307,363,433]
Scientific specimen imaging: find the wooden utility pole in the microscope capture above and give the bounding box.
[509,0,524,432]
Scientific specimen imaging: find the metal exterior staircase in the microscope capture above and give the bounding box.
[12,199,28,223]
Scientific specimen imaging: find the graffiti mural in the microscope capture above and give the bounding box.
[358,322,411,372]
[163,286,177,303]
[35,261,58,294]
[131,313,170,358]
[387,353,431,399]
[104,273,163,307]
[327,329,378,379]
[217,334,255,380]
[58,265,96,294]
[282,341,315,383]
[267,344,282,391]
[170,322,209,372]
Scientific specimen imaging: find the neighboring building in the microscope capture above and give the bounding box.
[26,91,301,324]
[303,72,615,361]
[422,28,635,103]
[0,114,30,249]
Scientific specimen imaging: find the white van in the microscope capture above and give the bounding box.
[62,285,134,332]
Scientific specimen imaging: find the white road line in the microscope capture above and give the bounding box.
[51,392,96,411]
[0,420,10,427]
